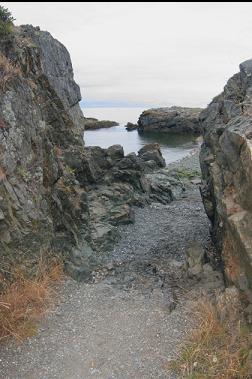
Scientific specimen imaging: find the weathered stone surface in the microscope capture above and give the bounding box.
[200,58,252,302]
[138,106,203,134]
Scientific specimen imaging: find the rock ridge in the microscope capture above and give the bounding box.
[200,58,252,302]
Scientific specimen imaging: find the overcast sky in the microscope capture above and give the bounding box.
[2,2,252,108]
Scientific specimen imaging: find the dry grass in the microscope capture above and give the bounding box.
[169,298,251,379]
[0,54,21,91]
[0,166,6,182]
[0,254,64,342]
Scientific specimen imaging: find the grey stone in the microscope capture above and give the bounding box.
[106,144,124,160]
[64,261,92,282]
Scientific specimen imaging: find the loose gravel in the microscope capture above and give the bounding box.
[0,150,211,379]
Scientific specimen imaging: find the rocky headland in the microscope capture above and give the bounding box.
[83,118,119,130]
[137,106,203,134]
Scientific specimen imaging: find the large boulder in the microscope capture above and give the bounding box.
[200,58,252,303]
[138,143,166,169]
[138,106,203,134]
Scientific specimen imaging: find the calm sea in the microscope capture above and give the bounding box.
[82,107,199,164]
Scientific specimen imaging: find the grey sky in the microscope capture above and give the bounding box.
[2,2,252,107]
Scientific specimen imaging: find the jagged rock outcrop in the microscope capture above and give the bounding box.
[138,143,166,170]
[0,25,90,279]
[200,59,252,303]
[138,106,202,134]
[0,26,184,282]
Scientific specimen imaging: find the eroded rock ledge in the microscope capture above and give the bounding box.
[200,59,252,303]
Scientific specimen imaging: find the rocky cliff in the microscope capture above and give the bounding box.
[0,26,184,282]
[138,106,202,134]
[200,59,252,303]
[0,25,90,280]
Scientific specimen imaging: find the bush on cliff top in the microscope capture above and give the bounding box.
[0,5,15,36]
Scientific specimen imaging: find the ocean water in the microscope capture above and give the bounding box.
[82,107,199,164]
[82,107,144,125]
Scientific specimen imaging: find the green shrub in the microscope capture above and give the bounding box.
[174,169,201,180]
[0,6,15,36]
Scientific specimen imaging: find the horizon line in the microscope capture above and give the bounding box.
[79,100,167,109]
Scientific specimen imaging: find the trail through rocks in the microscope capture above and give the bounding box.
[0,153,212,379]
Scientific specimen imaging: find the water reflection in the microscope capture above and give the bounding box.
[84,126,199,164]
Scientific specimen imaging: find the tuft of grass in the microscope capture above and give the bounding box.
[64,165,76,176]
[169,298,251,379]
[16,165,30,181]
[0,254,64,342]
[0,54,21,92]
[0,166,6,182]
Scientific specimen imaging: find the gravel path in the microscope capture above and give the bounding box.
[0,150,210,379]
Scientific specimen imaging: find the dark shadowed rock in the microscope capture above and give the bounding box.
[107,144,124,160]
[138,106,203,134]
[125,122,138,131]
[138,143,166,169]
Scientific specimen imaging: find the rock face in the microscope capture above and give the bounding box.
[138,106,202,134]
[83,118,119,130]
[200,59,252,302]
[0,25,89,278]
[0,26,184,282]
